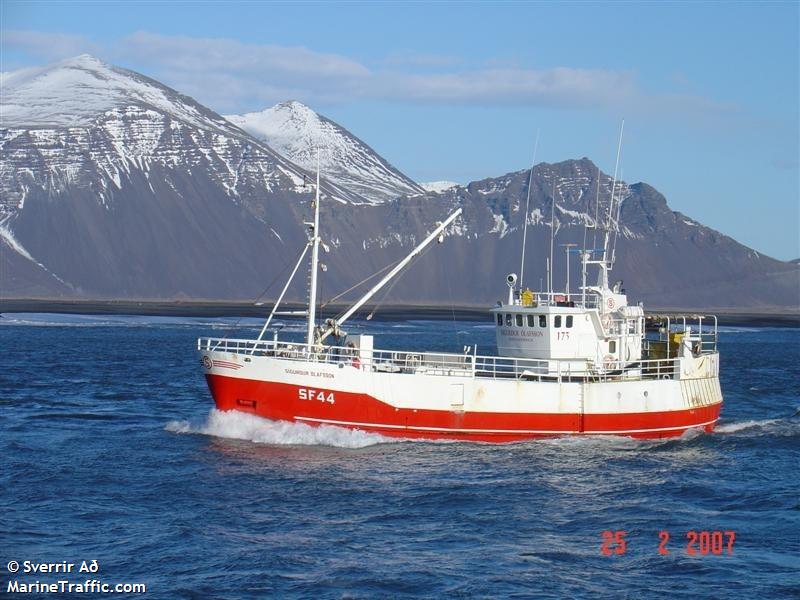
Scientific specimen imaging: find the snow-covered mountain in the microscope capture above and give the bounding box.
[1,56,797,309]
[226,101,425,204]
[0,55,366,297]
[2,55,240,131]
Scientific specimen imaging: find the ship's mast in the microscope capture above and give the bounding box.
[562,243,577,295]
[577,122,625,308]
[548,180,556,297]
[518,130,539,289]
[597,120,624,290]
[306,151,321,347]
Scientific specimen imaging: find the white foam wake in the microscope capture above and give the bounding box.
[166,409,393,448]
[715,419,781,433]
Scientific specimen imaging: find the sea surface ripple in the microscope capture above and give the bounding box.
[1,315,798,598]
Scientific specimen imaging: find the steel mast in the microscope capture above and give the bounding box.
[599,120,624,290]
[306,151,321,347]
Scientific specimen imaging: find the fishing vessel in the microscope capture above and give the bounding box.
[197,141,723,442]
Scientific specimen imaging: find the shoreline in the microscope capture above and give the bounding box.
[1,298,799,327]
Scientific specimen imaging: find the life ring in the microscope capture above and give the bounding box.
[352,357,361,369]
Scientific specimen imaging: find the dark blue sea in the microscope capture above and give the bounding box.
[1,314,798,599]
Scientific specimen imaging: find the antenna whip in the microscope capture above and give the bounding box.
[519,129,540,287]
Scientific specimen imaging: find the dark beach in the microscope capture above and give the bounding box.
[1,297,798,327]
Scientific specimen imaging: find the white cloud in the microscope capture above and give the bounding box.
[374,67,639,108]
[2,30,100,61]
[3,29,728,116]
[118,31,369,80]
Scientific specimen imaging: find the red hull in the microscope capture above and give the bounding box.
[206,374,721,443]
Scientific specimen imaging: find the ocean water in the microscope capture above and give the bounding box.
[1,314,798,598]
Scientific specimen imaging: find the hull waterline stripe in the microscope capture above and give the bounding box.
[294,416,720,435]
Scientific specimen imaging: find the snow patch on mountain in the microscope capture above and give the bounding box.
[490,213,510,238]
[556,204,595,226]
[0,220,34,261]
[226,101,424,204]
[421,181,459,193]
[528,208,545,225]
[0,219,70,286]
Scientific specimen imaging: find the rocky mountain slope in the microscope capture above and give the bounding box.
[1,56,797,311]
[0,55,371,297]
[226,101,424,205]
[424,160,799,309]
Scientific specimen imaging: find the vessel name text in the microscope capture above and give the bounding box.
[500,329,544,338]
[285,368,334,379]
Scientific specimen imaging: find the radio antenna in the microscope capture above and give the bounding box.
[519,129,540,289]
[598,121,624,290]
[591,164,601,250]
[604,122,624,263]
[549,179,556,297]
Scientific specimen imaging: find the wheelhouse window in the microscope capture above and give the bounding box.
[554,316,562,328]
[527,315,535,327]
[505,314,513,327]
[566,315,573,328]
[539,315,546,327]
[515,314,523,327]
[496,313,502,326]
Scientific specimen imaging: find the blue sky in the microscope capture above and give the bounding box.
[2,1,798,260]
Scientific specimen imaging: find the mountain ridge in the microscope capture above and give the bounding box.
[226,100,425,205]
[1,55,797,310]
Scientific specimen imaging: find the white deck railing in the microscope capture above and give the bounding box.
[197,337,697,383]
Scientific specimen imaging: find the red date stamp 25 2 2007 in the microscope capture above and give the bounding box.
[601,530,736,556]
